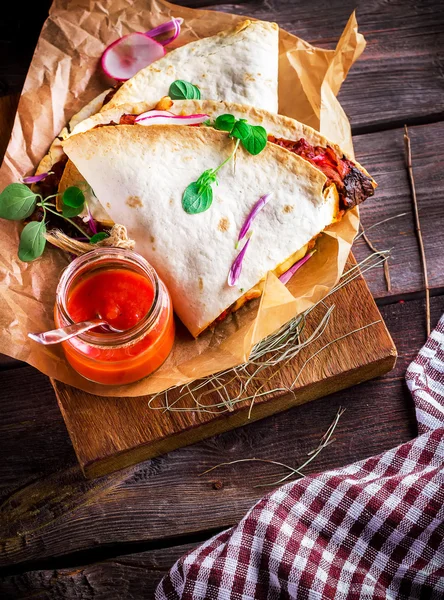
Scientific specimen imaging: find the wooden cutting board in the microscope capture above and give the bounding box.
[52,255,397,478]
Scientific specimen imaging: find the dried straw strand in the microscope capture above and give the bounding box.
[199,406,345,488]
[404,125,430,337]
[147,252,389,416]
[359,222,392,292]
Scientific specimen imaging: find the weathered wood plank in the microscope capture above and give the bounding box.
[1,1,443,130]
[0,543,195,599]
[187,0,444,132]
[0,94,19,163]
[353,122,444,298]
[0,354,23,370]
[0,296,442,568]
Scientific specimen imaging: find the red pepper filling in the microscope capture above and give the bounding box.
[267,136,374,210]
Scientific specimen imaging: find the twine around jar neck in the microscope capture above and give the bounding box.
[45,224,135,256]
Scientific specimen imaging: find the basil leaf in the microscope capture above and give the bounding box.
[230,120,252,142]
[182,182,213,214]
[62,203,84,218]
[90,232,109,244]
[62,186,85,208]
[169,80,201,100]
[0,183,37,221]
[241,125,267,156]
[214,114,236,133]
[18,221,46,262]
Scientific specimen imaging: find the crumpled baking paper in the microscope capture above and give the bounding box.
[0,0,365,397]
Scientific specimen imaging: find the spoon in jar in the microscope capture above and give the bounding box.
[28,318,124,345]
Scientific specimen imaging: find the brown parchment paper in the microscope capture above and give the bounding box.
[0,0,365,397]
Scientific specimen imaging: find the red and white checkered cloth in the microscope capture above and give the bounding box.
[157,316,444,599]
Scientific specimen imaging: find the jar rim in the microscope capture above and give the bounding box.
[56,247,162,347]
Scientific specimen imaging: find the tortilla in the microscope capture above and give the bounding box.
[63,125,339,337]
[102,20,279,114]
[36,19,279,207]
[73,99,372,177]
[62,99,375,225]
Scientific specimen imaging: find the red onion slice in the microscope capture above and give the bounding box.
[237,193,272,246]
[145,17,183,46]
[228,237,251,287]
[101,32,165,81]
[21,172,52,184]
[135,113,210,126]
[278,250,316,285]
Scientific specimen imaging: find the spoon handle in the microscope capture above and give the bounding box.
[28,319,107,345]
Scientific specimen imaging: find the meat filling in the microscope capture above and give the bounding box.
[267,136,374,210]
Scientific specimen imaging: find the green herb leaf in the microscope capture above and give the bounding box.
[182,182,213,214]
[214,114,236,133]
[62,203,84,218]
[196,169,218,188]
[241,125,267,156]
[62,186,85,208]
[0,183,38,221]
[90,232,109,244]
[18,220,46,262]
[168,80,201,100]
[230,119,252,142]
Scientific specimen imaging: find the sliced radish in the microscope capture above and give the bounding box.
[135,113,210,126]
[146,17,183,46]
[21,171,52,184]
[101,18,183,81]
[101,33,165,81]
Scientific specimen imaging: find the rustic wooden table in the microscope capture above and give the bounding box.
[1,1,444,597]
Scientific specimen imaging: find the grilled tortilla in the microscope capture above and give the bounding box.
[60,100,376,225]
[34,19,279,182]
[63,125,343,337]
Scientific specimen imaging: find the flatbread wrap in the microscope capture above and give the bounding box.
[60,100,376,224]
[34,19,279,183]
[62,123,374,337]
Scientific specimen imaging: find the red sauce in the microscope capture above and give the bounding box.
[56,266,175,385]
[67,269,154,331]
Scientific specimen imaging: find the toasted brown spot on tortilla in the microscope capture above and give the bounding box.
[126,195,143,208]
[218,217,230,232]
[152,246,156,252]
[150,235,155,243]
[198,277,204,291]
[283,205,294,213]
[106,202,111,208]
[155,96,173,111]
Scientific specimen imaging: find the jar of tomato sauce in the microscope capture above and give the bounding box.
[55,248,175,385]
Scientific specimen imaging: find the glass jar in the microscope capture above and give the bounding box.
[55,248,175,385]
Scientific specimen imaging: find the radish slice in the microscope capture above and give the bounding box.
[146,17,183,46]
[101,18,183,81]
[279,250,316,285]
[101,32,165,81]
[237,193,272,247]
[135,112,209,126]
[228,236,252,287]
[21,171,52,184]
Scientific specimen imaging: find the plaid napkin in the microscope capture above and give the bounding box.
[156,316,444,600]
